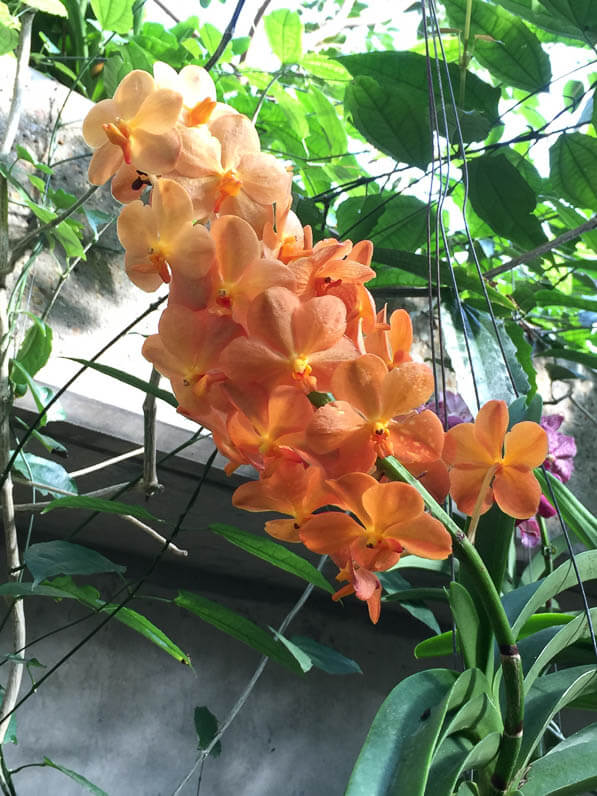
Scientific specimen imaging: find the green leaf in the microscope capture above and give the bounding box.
[519,534,570,585]
[24,0,66,15]
[42,758,107,795]
[549,133,597,212]
[194,706,221,757]
[0,2,19,55]
[346,668,459,796]
[516,666,597,776]
[535,0,597,40]
[67,359,177,407]
[467,154,546,249]
[0,685,17,744]
[444,0,551,92]
[425,732,501,796]
[369,196,429,252]
[505,321,537,397]
[537,347,597,370]
[264,9,302,64]
[449,582,480,669]
[536,469,597,549]
[11,317,52,391]
[208,524,333,593]
[289,635,363,675]
[271,629,313,672]
[534,289,597,313]
[12,450,76,496]
[175,590,303,674]
[305,54,351,81]
[45,576,192,665]
[519,722,597,795]
[41,495,160,524]
[24,541,126,586]
[90,0,133,34]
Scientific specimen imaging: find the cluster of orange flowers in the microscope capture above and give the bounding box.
[83,64,548,623]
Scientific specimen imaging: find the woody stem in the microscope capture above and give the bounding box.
[467,464,498,545]
[379,456,524,795]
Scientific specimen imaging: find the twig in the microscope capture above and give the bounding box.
[0,10,35,157]
[143,369,162,497]
[69,447,144,478]
[569,394,597,428]
[173,557,326,796]
[9,185,100,268]
[303,0,353,51]
[204,0,246,72]
[239,0,272,64]
[484,216,597,280]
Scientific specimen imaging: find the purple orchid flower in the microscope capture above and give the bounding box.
[424,390,473,430]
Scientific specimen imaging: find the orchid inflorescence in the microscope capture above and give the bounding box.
[83,64,549,623]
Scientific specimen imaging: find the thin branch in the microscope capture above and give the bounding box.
[143,369,162,497]
[204,0,246,72]
[0,10,35,157]
[484,216,597,279]
[239,0,272,64]
[9,185,100,268]
[69,447,144,479]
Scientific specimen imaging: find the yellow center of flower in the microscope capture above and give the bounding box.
[372,421,392,457]
[215,286,233,310]
[292,356,312,381]
[184,98,217,127]
[103,119,132,163]
[148,248,170,284]
[214,170,242,212]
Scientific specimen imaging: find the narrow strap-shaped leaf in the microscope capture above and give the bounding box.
[175,590,303,674]
[66,358,177,407]
[41,495,161,524]
[536,469,597,549]
[208,524,333,593]
[520,722,597,795]
[424,732,501,796]
[42,758,107,795]
[449,582,481,670]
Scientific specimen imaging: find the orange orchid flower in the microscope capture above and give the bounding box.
[306,354,444,473]
[222,384,313,474]
[443,399,548,540]
[290,238,375,299]
[232,460,334,542]
[82,70,182,185]
[206,215,296,325]
[262,200,313,263]
[220,286,357,393]
[117,178,215,291]
[300,473,452,621]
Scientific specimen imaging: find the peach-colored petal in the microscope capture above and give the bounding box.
[218,190,271,236]
[152,61,178,91]
[331,354,386,419]
[405,459,450,505]
[159,306,242,375]
[503,422,548,469]
[306,401,368,454]
[117,200,157,254]
[174,126,222,178]
[300,512,362,554]
[237,152,292,205]
[82,98,119,147]
[210,114,260,170]
[362,481,424,530]
[211,215,260,283]
[111,163,150,203]
[380,361,434,419]
[220,338,289,385]
[308,337,358,392]
[388,410,445,464]
[389,309,413,364]
[133,88,183,134]
[88,141,123,185]
[474,400,509,460]
[325,472,378,526]
[386,513,452,559]
[129,128,181,175]
[292,294,347,355]
[142,334,182,379]
[443,422,494,468]
[168,272,211,310]
[124,260,164,292]
[449,467,494,516]
[114,70,156,119]
[169,224,215,278]
[153,178,193,238]
[264,519,302,542]
[246,287,298,355]
[493,468,542,519]
[179,64,216,104]
[351,240,374,267]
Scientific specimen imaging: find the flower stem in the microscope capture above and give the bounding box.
[379,456,524,794]
[467,464,497,544]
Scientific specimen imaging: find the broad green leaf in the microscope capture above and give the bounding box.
[449,582,480,669]
[41,495,160,524]
[0,582,74,599]
[175,590,303,674]
[10,317,52,392]
[304,54,350,81]
[42,758,107,795]
[264,9,302,64]
[534,288,597,313]
[270,629,313,672]
[522,607,597,689]
[505,321,537,397]
[445,0,551,92]
[537,347,597,370]
[467,154,546,249]
[535,0,597,40]
[346,668,458,796]
[24,541,126,586]
[289,636,363,675]
[12,451,76,496]
[515,666,597,775]
[0,3,19,56]
[441,691,502,743]
[497,0,589,39]
[271,85,309,139]
[208,524,333,593]
[551,200,597,253]
[67,359,177,407]
[563,79,585,111]
[194,706,221,757]
[369,196,429,252]
[519,722,597,795]
[90,0,133,34]
[536,469,597,549]
[549,133,597,212]
[425,732,501,796]
[307,85,346,153]
[24,0,66,15]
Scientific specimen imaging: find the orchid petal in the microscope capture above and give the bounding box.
[82,99,119,147]
[292,295,346,355]
[331,354,386,419]
[211,215,260,283]
[129,128,181,175]
[386,513,452,559]
[300,512,362,554]
[114,70,156,119]
[449,467,494,516]
[132,88,182,134]
[503,422,548,469]
[493,468,542,519]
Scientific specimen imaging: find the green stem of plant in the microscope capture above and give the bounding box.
[538,516,554,611]
[459,0,473,106]
[379,456,524,795]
